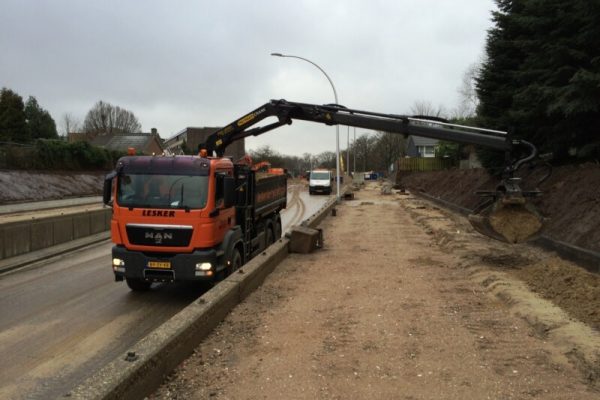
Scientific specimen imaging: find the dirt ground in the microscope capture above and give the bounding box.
[151,182,600,399]
[399,163,600,252]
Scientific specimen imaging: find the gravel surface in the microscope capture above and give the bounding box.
[150,182,599,399]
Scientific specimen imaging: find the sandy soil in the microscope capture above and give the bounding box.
[151,182,600,399]
[398,163,600,252]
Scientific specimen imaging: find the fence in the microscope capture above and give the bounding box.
[0,143,35,169]
[396,157,457,172]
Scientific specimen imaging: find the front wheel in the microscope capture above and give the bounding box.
[221,248,243,280]
[230,248,242,273]
[126,277,151,291]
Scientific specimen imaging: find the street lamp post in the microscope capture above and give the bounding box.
[271,52,341,202]
[347,125,350,176]
[353,127,356,174]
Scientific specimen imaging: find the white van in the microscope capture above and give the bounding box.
[309,170,332,195]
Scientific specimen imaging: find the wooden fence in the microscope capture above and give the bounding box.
[396,157,457,172]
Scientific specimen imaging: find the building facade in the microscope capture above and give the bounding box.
[406,135,439,158]
[163,127,245,160]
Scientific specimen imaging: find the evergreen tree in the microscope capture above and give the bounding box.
[24,96,58,140]
[0,88,27,143]
[476,0,600,169]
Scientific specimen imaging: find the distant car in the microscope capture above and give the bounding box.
[308,170,332,195]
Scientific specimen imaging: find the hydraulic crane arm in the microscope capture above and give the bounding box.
[200,99,545,244]
[201,99,528,164]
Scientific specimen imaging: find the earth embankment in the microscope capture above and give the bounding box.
[0,170,105,204]
[398,163,600,252]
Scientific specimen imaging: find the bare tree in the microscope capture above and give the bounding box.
[315,151,336,169]
[352,134,378,172]
[410,100,447,118]
[61,113,80,136]
[82,100,142,134]
[455,62,480,119]
[371,131,406,172]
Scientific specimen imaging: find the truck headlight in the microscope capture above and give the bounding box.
[196,262,212,271]
[113,258,125,267]
[112,258,125,273]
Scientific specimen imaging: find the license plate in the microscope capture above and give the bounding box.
[148,261,171,269]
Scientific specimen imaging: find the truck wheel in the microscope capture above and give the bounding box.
[230,249,242,273]
[265,227,274,247]
[221,248,243,279]
[126,278,151,291]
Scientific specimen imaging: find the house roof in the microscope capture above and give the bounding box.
[409,135,439,147]
[164,126,220,144]
[90,133,162,152]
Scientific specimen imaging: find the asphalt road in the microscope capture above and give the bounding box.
[0,185,329,400]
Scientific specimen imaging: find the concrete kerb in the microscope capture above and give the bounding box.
[68,194,341,400]
[69,279,241,400]
[228,239,290,300]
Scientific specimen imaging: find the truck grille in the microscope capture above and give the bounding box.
[126,224,193,247]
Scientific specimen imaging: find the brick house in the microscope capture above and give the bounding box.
[163,127,245,160]
[68,128,164,155]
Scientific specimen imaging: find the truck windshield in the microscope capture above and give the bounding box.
[117,174,209,209]
[310,172,330,180]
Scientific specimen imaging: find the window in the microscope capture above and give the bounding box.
[117,174,209,209]
[310,171,330,180]
[417,145,436,158]
[215,173,225,207]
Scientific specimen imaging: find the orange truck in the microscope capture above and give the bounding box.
[104,154,286,291]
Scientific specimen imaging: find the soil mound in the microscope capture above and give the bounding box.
[399,163,600,252]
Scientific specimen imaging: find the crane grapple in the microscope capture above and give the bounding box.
[467,174,544,243]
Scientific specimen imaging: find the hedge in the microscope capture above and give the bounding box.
[0,139,124,170]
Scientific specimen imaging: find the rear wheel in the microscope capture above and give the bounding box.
[275,218,282,239]
[126,277,151,291]
[265,227,274,247]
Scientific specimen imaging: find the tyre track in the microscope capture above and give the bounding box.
[285,185,306,228]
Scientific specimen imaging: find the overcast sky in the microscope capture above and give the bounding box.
[1,0,496,156]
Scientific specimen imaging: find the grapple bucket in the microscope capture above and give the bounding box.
[468,197,543,244]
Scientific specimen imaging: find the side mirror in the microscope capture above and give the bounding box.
[223,176,235,208]
[103,171,117,206]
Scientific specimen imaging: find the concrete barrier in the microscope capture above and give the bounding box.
[0,208,111,260]
[69,193,339,400]
[3,222,31,258]
[30,220,54,251]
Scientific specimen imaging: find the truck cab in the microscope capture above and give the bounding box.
[308,170,332,195]
[104,154,286,291]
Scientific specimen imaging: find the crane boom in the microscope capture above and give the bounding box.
[201,99,515,158]
[199,99,545,244]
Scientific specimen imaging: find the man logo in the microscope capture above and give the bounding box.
[145,231,173,244]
